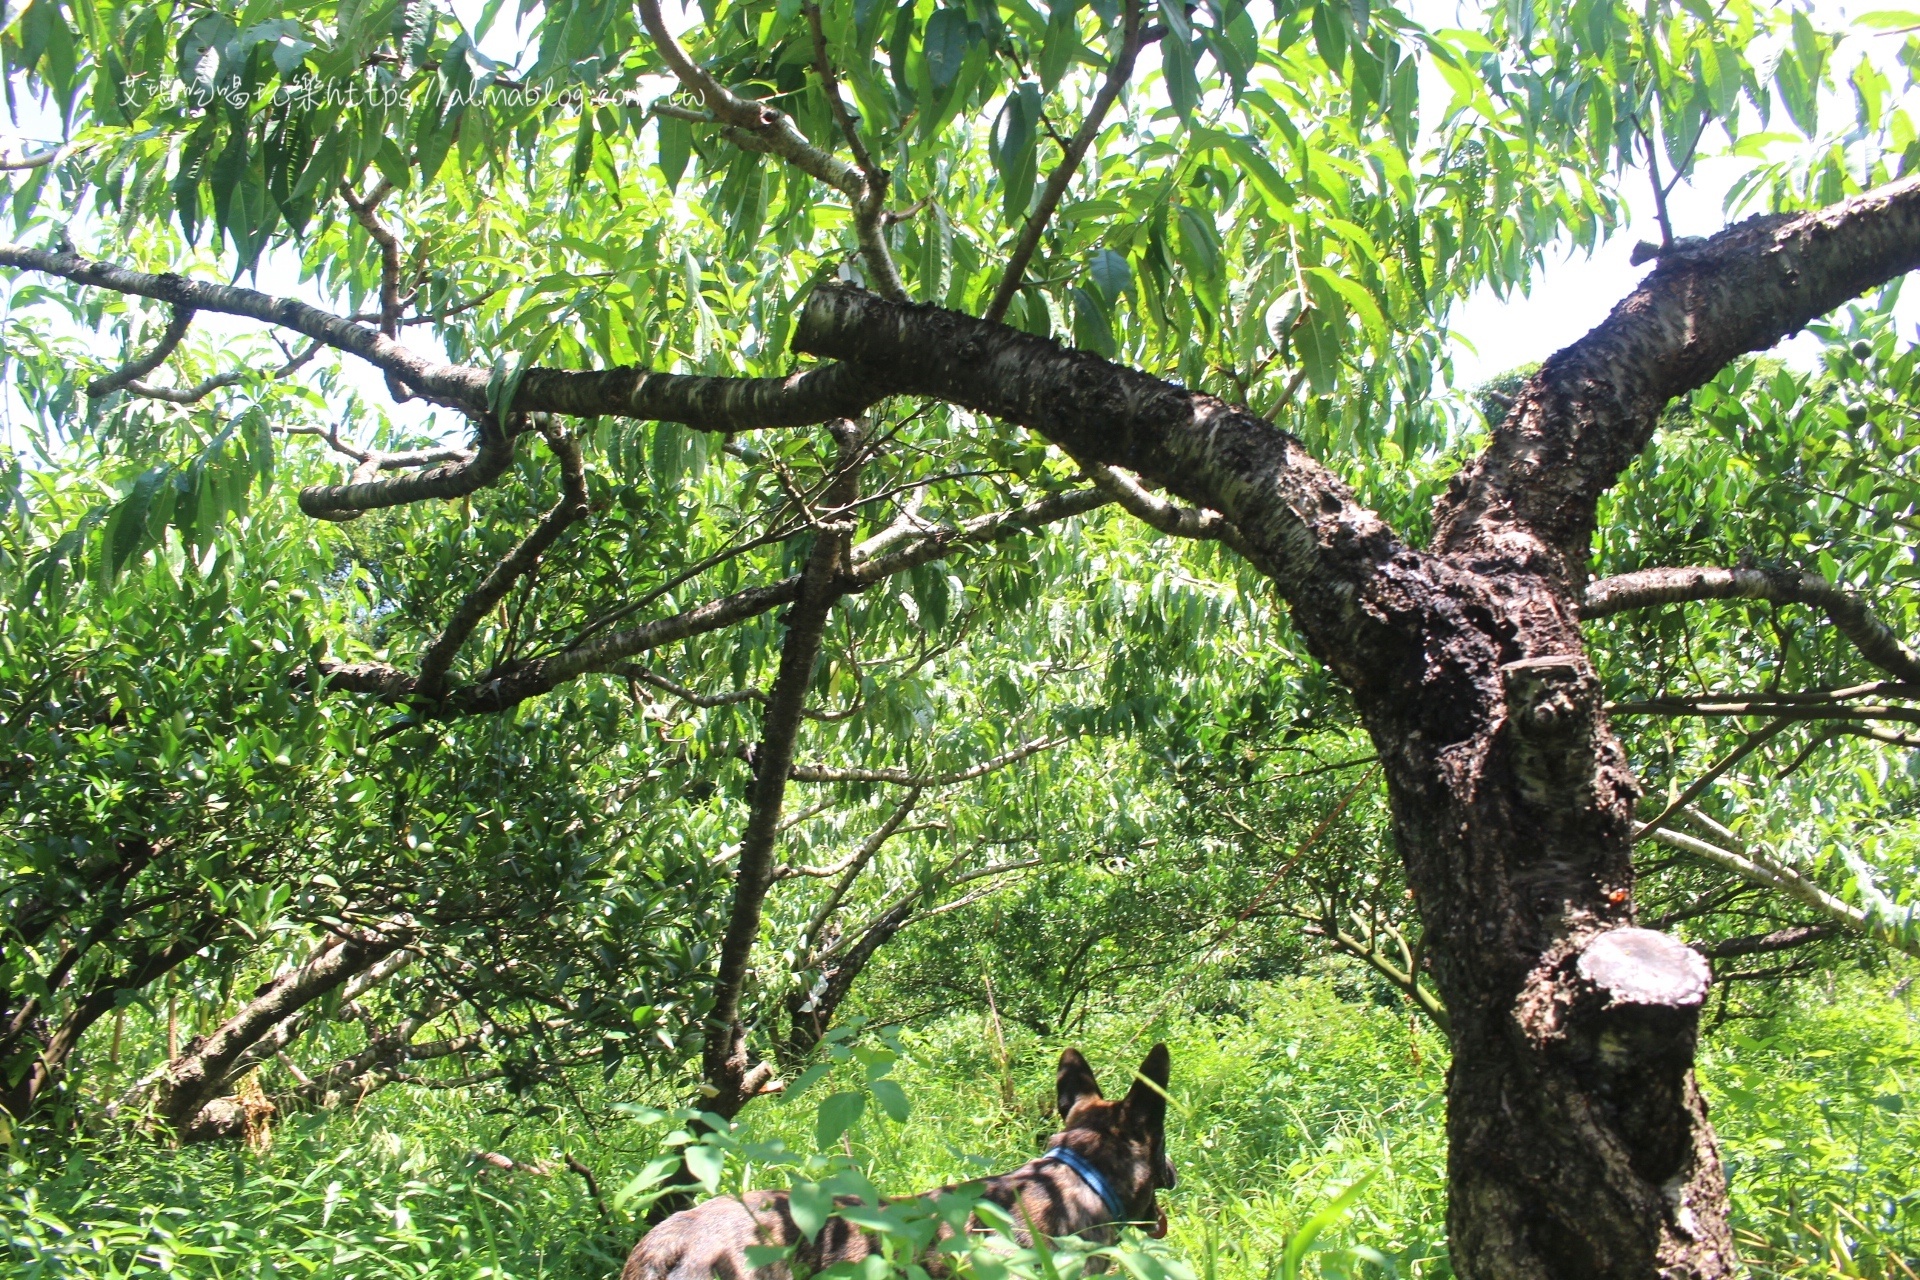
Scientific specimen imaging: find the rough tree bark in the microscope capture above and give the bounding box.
[791,179,1920,1278]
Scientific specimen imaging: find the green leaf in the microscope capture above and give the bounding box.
[1040,0,1079,91]
[106,466,174,580]
[1303,265,1387,343]
[1073,285,1118,357]
[684,1142,726,1194]
[869,1078,911,1122]
[789,1179,832,1241]
[784,1061,832,1101]
[815,1090,866,1148]
[924,9,971,98]
[1294,306,1341,394]
[1281,1172,1375,1280]
[1163,36,1199,119]
[658,115,692,192]
[1157,0,1191,43]
[1311,0,1348,79]
[1089,248,1132,305]
[995,81,1040,220]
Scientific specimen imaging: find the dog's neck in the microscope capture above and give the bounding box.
[976,1154,1130,1245]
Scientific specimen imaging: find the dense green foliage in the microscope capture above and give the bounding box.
[17,973,1920,1277]
[8,0,1920,1268]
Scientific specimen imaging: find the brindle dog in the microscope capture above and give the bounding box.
[621,1044,1176,1280]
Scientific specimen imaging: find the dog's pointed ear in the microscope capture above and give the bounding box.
[1057,1047,1102,1119]
[1123,1043,1171,1130]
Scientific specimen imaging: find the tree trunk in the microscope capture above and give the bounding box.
[1357,583,1729,1276]
[793,183,1920,1275]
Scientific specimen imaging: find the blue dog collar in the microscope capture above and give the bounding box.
[1044,1146,1126,1221]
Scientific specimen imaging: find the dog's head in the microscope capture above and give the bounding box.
[1046,1044,1175,1236]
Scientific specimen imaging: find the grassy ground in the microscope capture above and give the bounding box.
[8,969,1920,1278]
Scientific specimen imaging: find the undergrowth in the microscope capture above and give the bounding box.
[7,969,1918,1278]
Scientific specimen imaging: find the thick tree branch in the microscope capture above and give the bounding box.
[224,946,419,1085]
[1435,175,1920,579]
[983,0,1147,323]
[298,416,518,520]
[0,245,493,409]
[339,180,404,338]
[157,925,410,1139]
[0,144,62,170]
[794,285,1407,685]
[1583,564,1920,684]
[3,243,903,432]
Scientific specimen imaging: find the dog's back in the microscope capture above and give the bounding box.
[621,1190,875,1280]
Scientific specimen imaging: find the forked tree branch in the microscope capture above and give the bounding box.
[1436,175,1920,578]
[305,486,1109,713]
[637,0,904,297]
[805,3,906,301]
[415,425,589,698]
[1639,808,1920,959]
[128,337,324,405]
[1078,457,1265,569]
[797,787,922,952]
[298,416,518,520]
[1583,563,1920,684]
[0,245,492,409]
[155,924,411,1139]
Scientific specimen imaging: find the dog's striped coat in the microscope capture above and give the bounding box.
[622,1045,1175,1280]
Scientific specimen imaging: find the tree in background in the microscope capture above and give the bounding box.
[7,0,1920,1273]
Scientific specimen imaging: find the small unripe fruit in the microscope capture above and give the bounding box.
[1853,340,1873,359]
[1846,403,1869,426]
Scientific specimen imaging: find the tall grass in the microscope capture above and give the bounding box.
[8,967,1919,1278]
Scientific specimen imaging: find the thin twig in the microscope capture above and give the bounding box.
[984,0,1147,323]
